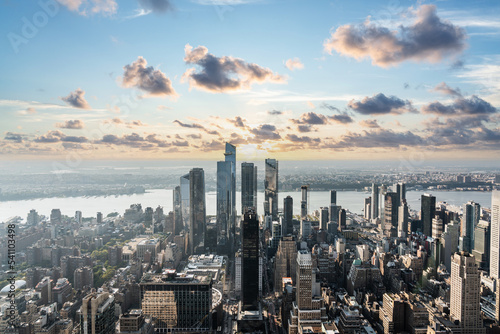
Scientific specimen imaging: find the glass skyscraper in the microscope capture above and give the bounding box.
[189,168,205,255]
[241,162,257,214]
[264,158,279,220]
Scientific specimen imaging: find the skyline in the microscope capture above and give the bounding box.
[1,0,500,160]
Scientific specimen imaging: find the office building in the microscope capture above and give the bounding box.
[52,278,73,308]
[27,209,39,226]
[217,160,232,248]
[188,168,206,255]
[371,184,379,220]
[79,292,116,334]
[320,207,329,230]
[398,202,409,237]
[383,192,398,238]
[140,272,212,332]
[241,209,260,311]
[301,185,308,220]
[274,236,297,294]
[51,208,62,225]
[472,220,490,271]
[364,197,371,220]
[264,158,279,220]
[180,173,190,237]
[241,162,257,214]
[330,190,337,205]
[173,186,183,236]
[75,211,82,224]
[460,202,479,253]
[338,209,346,232]
[421,194,436,237]
[491,190,500,279]
[450,252,484,333]
[432,218,443,239]
[283,196,293,236]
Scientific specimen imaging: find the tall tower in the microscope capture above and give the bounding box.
[180,174,190,234]
[241,209,260,311]
[264,159,279,220]
[173,186,182,236]
[460,202,477,253]
[224,143,236,245]
[450,252,484,332]
[296,250,313,310]
[371,183,379,220]
[383,192,398,238]
[491,190,500,279]
[189,168,205,255]
[241,162,257,214]
[283,196,293,236]
[217,160,232,249]
[421,194,436,237]
[330,190,337,206]
[300,185,308,220]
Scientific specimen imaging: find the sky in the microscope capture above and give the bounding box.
[0,0,499,162]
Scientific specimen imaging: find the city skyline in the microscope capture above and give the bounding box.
[1,1,500,161]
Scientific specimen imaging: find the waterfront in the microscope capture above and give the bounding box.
[0,189,493,224]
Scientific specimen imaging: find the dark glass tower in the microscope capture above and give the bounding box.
[217,160,232,248]
[189,168,206,255]
[383,192,399,237]
[283,195,293,236]
[241,162,257,214]
[173,186,183,236]
[241,209,259,311]
[330,190,337,205]
[421,194,436,237]
[264,158,278,220]
[371,183,379,220]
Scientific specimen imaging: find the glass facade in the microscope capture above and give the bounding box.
[264,158,278,220]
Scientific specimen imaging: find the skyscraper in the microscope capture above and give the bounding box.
[274,235,297,294]
[189,168,206,255]
[241,162,257,214]
[338,208,346,232]
[490,190,500,279]
[180,173,190,233]
[264,158,278,220]
[371,184,379,220]
[320,207,329,230]
[450,252,484,333]
[241,209,260,311]
[300,185,308,220]
[460,202,477,253]
[283,196,293,236]
[79,292,116,334]
[224,143,236,250]
[383,192,398,238]
[173,186,183,236]
[421,194,436,237]
[217,160,232,247]
[472,220,490,271]
[330,190,337,206]
[398,202,409,236]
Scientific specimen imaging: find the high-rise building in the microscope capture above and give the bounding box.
[383,192,398,238]
[27,209,39,226]
[364,197,371,220]
[283,196,293,236]
[300,185,308,220]
[274,236,297,294]
[460,201,480,253]
[224,142,236,229]
[241,162,257,214]
[441,221,460,273]
[51,209,62,225]
[79,292,116,334]
[421,194,436,237]
[180,174,190,235]
[241,209,260,311]
[173,186,183,236]
[320,207,329,230]
[75,211,82,224]
[490,190,500,279]
[450,252,484,333]
[398,202,409,236]
[217,160,232,248]
[371,184,379,220]
[264,159,278,220]
[472,220,490,271]
[338,208,346,232]
[330,190,337,206]
[96,212,103,224]
[140,272,212,332]
[432,218,443,239]
[189,168,206,255]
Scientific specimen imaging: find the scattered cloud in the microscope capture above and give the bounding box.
[324,5,467,67]
[433,82,462,97]
[249,124,281,141]
[422,95,497,116]
[56,120,85,129]
[359,119,381,128]
[122,56,178,98]
[348,93,414,115]
[330,114,353,124]
[285,58,304,71]
[268,110,283,115]
[183,44,285,92]
[291,112,328,125]
[61,88,91,109]
[56,0,118,16]
[138,0,173,13]
[4,132,25,143]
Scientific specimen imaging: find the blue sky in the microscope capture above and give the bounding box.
[1,0,499,161]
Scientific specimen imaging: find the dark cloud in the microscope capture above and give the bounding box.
[122,56,177,98]
[291,112,328,125]
[249,124,281,141]
[173,120,204,129]
[404,83,410,89]
[433,82,462,97]
[61,136,88,143]
[138,0,173,13]
[146,134,170,147]
[422,95,497,116]
[328,129,425,149]
[321,103,340,112]
[330,114,354,124]
[229,116,246,128]
[268,110,283,115]
[286,134,320,144]
[199,140,225,151]
[297,125,312,133]
[324,5,467,67]
[348,93,414,115]
[183,44,285,92]
[187,134,202,139]
[56,120,85,129]
[4,132,25,143]
[172,140,189,147]
[61,89,91,109]
[359,119,381,128]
